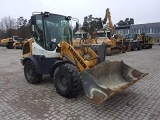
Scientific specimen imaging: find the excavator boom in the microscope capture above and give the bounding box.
[104,8,114,35]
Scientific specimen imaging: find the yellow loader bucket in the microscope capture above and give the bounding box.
[82,60,148,104]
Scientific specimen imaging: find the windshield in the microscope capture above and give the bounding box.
[145,36,149,42]
[44,14,72,44]
[75,33,87,39]
[97,33,106,37]
[34,13,72,51]
[75,34,82,39]
[128,34,137,39]
[13,36,19,40]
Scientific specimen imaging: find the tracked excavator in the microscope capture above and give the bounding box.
[118,33,153,51]
[141,33,153,49]
[124,34,143,51]
[21,12,147,104]
[84,8,126,55]
[102,8,126,55]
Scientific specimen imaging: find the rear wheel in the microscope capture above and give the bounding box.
[122,46,126,53]
[137,43,142,50]
[131,43,137,51]
[6,42,14,49]
[54,64,82,98]
[24,60,42,84]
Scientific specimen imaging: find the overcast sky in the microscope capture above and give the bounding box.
[1,0,160,25]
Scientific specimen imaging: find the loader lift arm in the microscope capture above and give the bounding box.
[60,41,98,72]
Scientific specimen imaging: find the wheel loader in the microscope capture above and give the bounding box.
[21,12,147,104]
[141,33,153,49]
[0,36,20,49]
[124,34,143,51]
[1,37,14,49]
[13,37,24,49]
[0,38,12,46]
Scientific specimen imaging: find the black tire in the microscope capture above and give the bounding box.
[131,47,136,51]
[6,42,14,49]
[149,44,152,49]
[122,46,126,53]
[142,45,145,49]
[146,45,149,49]
[54,64,82,98]
[131,44,137,51]
[24,60,42,84]
[137,43,142,50]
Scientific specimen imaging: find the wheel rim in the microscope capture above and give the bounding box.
[26,66,33,79]
[58,74,68,91]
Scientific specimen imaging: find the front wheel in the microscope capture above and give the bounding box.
[54,64,82,98]
[24,60,42,84]
[131,43,137,51]
[149,44,152,48]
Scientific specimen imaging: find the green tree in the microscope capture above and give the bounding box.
[116,18,134,26]
[81,15,103,38]
[17,17,31,38]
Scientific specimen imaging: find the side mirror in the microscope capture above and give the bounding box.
[31,16,36,25]
[65,16,72,21]
[44,12,50,17]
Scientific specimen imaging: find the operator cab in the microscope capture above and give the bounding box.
[126,34,138,41]
[96,30,111,39]
[74,30,87,40]
[31,12,72,51]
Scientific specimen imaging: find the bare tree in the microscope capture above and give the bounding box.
[0,16,17,37]
[0,16,31,39]
[0,16,16,30]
